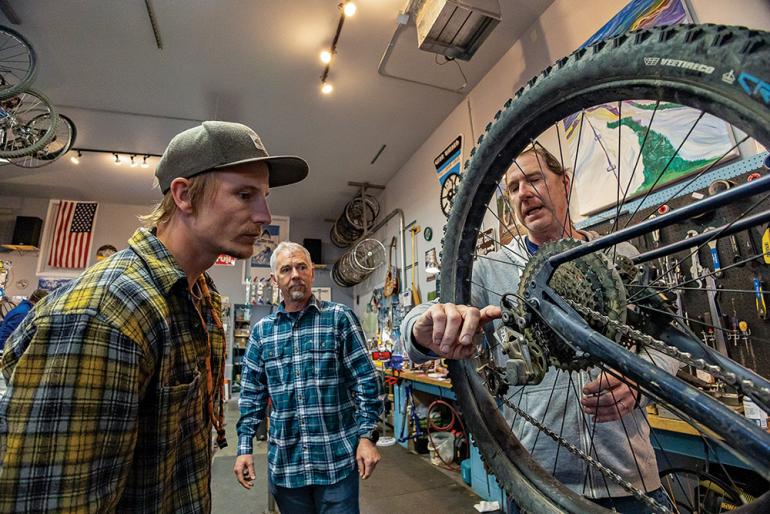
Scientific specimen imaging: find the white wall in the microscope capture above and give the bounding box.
[351,0,770,318]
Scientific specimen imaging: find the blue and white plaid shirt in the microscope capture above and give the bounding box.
[236,296,382,487]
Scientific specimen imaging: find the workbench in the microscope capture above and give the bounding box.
[381,368,506,507]
[380,368,759,511]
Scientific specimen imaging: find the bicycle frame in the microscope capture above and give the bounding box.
[547,169,770,268]
[532,285,770,478]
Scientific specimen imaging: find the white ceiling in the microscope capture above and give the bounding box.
[0,0,554,220]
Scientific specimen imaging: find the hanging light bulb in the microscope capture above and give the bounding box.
[114,153,122,165]
[343,1,357,17]
[141,155,150,168]
[320,49,333,64]
[70,150,81,164]
[130,155,138,167]
[321,82,334,94]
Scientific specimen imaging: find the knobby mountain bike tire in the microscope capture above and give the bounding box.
[441,24,770,513]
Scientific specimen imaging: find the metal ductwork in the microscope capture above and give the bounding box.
[413,0,501,60]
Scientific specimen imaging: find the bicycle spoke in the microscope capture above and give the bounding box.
[612,101,623,263]
[628,189,770,302]
[566,374,615,501]
[552,372,572,476]
[630,250,767,305]
[608,101,661,236]
[622,111,706,229]
[565,111,586,228]
[474,251,524,269]
[530,369,561,454]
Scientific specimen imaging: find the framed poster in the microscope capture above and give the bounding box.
[435,135,463,217]
[564,0,740,216]
[246,215,289,281]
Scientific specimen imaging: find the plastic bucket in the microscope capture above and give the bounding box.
[429,432,455,465]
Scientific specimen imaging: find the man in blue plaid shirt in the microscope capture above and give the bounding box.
[235,241,382,513]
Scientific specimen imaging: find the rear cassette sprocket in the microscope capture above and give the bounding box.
[517,239,627,371]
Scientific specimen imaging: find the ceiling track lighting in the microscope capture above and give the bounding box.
[319,2,357,95]
[68,148,162,167]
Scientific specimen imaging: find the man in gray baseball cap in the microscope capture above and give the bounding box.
[155,120,308,192]
[0,120,308,513]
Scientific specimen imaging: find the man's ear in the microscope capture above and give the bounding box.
[168,177,194,215]
[270,273,277,285]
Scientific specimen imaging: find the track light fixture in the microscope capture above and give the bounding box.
[319,2,358,96]
[68,148,162,167]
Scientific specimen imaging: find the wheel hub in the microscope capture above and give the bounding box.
[516,239,628,371]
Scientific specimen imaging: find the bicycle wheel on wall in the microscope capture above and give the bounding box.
[441,24,770,513]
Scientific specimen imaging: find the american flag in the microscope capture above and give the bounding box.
[47,201,98,269]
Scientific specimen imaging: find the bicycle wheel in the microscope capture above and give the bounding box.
[0,26,36,100]
[344,194,380,231]
[660,468,746,513]
[440,24,770,513]
[0,88,58,158]
[8,114,75,168]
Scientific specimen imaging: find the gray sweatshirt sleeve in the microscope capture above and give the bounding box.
[400,248,503,364]
[401,300,438,364]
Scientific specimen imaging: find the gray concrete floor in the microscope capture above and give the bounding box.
[211,397,487,513]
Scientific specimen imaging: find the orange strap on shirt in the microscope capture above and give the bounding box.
[195,276,227,449]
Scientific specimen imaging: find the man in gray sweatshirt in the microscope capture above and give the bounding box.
[401,143,678,513]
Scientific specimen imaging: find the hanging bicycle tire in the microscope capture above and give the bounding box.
[0,26,36,100]
[0,88,58,158]
[9,113,75,168]
[440,24,770,513]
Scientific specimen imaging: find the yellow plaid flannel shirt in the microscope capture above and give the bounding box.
[0,228,227,513]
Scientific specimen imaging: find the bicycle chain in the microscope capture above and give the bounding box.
[500,395,670,514]
[567,301,770,406]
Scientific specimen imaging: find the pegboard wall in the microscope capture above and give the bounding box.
[583,155,770,380]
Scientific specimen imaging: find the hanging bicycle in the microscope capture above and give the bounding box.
[0,88,59,159]
[0,25,36,100]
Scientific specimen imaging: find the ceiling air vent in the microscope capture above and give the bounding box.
[414,0,501,61]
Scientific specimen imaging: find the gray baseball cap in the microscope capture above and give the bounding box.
[155,121,309,193]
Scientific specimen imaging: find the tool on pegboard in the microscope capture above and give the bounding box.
[705,274,729,356]
[685,229,705,288]
[704,227,723,278]
[762,224,770,265]
[738,320,757,370]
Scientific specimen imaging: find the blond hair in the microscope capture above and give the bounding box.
[139,172,218,228]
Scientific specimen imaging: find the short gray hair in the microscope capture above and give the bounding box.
[270,241,313,272]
